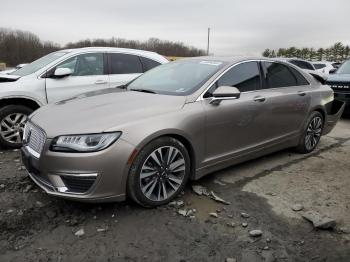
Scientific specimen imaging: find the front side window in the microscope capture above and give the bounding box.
[216,62,261,92]
[265,62,299,88]
[56,53,104,76]
[109,53,143,74]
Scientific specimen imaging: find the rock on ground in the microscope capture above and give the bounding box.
[302,211,336,229]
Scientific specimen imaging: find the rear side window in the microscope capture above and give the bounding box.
[289,67,309,85]
[109,53,143,74]
[139,56,161,72]
[265,62,299,88]
[216,61,261,92]
[289,60,314,70]
[314,64,326,69]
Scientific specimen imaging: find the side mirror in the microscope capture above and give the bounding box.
[53,68,72,78]
[329,68,337,74]
[210,86,240,104]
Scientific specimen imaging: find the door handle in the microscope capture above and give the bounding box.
[297,91,306,96]
[253,96,266,102]
[95,80,107,85]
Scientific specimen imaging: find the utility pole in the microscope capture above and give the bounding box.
[207,27,210,55]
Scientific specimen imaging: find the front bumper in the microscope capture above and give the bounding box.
[21,138,135,203]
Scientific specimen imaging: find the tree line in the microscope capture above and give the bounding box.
[262,42,350,62]
[0,28,206,67]
[0,28,59,67]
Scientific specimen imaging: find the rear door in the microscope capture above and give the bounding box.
[45,52,109,103]
[257,61,311,142]
[107,53,144,88]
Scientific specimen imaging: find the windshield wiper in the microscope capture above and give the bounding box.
[129,88,157,94]
[115,84,128,89]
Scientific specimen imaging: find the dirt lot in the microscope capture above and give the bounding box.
[0,119,350,262]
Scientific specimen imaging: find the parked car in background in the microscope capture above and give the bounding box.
[332,62,342,69]
[21,57,344,206]
[287,58,317,71]
[326,60,350,115]
[0,47,168,148]
[0,63,28,75]
[276,57,326,81]
[313,61,335,76]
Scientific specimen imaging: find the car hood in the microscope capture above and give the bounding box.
[0,74,21,82]
[327,74,350,82]
[30,89,187,138]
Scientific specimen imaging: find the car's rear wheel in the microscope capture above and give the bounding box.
[127,137,190,207]
[0,105,32,149]
[295,111,324,154]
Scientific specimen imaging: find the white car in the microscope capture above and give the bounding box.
[0,64,28,75]
[275,58,326,80]
[0,47,168,148]
[313,61,336,76]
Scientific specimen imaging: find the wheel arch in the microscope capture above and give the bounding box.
[0,97,41,111]
[312,106,326,120]
[133,130,197,180]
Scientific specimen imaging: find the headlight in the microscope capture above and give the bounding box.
[50,132,121,152]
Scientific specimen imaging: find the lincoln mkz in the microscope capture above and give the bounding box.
[21,57,345,207]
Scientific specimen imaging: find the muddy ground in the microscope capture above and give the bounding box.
[0,119,350,262]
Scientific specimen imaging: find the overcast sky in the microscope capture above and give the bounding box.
[0,0,349,55]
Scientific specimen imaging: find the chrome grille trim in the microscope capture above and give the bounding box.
[23,122,46,158]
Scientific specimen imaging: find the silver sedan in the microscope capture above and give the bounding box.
[21,57,344,207]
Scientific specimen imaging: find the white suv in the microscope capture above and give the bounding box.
[0,47,168,148]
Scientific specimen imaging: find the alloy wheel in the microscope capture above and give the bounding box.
[305,116,323,151]
[139,146,186,202]
[0,113,27,144]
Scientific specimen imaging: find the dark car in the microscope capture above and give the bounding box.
[326,60,350,115]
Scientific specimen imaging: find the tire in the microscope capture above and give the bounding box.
[127,137,191,207]
[295,111,324,154]
[0,105,33,149]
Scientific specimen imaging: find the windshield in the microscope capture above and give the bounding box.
[127,60,225,95]
[336,61,350,74]
[13,51,68,77]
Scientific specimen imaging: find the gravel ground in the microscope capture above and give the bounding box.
[0,119,350,262]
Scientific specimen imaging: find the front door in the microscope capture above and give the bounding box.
[202,61,265,165]
[45,52,109,103]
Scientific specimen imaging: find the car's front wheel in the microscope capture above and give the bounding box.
[0,105,32,149]
[127,137,191,207]
[295,111,324,154]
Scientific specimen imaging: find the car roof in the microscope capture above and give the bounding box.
[273,57,313,63]
[312,61,334,64]
[179,56,284,64]
[59,47,168,62]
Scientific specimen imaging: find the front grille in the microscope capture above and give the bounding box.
[326,81,350,91]
[23,122,46,158]
[61,176,96,193]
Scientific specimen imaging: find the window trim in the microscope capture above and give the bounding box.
[262,61,310,90]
